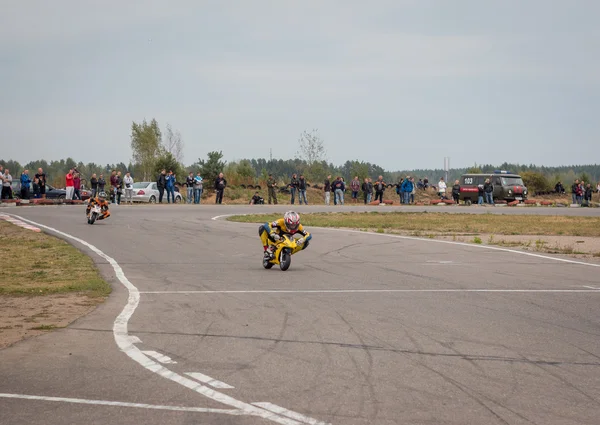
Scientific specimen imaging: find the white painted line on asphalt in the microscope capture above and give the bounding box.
[213,214,600,268]
[141,350,177,364]
[185,372,235,389]
[0,392,243,415]
[582,286,600,290]
[253,402,331,425]
[6,213,321,425]
[140,289,600,294]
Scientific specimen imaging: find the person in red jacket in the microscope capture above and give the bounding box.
[65,169,75,200]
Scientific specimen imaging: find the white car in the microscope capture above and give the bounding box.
[131,182,182,203]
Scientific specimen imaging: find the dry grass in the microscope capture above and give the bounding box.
[0,221,111,296]
[229,211,600,237]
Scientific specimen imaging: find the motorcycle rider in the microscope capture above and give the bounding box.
[258,211,312,259]
[86,191,111,223]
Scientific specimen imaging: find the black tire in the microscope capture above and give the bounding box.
[149,195,156,203]
[279,249,291,271]
[58,195,65,200]
[262,257,274,269]
[466,199,472,206]
[89,212,97,225]
[254,185,261,190]
[240,184,246,189]
[247,185,254,189]
[175,195,181,203]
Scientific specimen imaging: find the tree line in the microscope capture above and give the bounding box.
[2,118,598,192]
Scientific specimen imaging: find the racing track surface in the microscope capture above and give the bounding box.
[1,204,600,425]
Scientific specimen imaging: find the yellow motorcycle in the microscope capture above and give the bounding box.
[263,234,305,271]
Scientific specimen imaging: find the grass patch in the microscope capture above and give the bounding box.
[473,236,482,244]
[0,221,111,297]
[228,212,600,237]
[30,324,61,331]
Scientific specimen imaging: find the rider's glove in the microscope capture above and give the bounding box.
[271,233,280,241]
[297,238,305,245]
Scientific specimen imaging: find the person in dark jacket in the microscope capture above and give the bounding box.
[361,178,370,204]
[451,180,461,204]
[477,184,484,205]
[289,174,299,204]
[98,174,106,193]
[298,175,308,205]
[483,179,494,205]
[185,172,195,204]
[584,184,593,206]
[554,181,565,194]
[401,176,413,204]
[332,176,345,205]
[90,173,98,198]
[214,173,227,204]
[571,179,580,204]
[323,175,331,205]
[157,169,167,203]
[20,170,31,200]
[373,176,386,203]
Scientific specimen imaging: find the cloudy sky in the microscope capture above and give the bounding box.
[2,0,598,170]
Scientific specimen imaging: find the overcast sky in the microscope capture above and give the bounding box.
[2,0,598,170]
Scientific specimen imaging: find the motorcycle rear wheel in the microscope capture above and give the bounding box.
[262,257,274,269]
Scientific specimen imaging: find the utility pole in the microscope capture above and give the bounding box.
[270,148,272,163]
[444,157,450,182]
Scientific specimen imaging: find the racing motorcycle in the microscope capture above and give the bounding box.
[88,204,101,225]
[263,234,306,271]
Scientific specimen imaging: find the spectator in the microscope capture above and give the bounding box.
[166,170,176,203]
[423,177,429,189]
[73,172,81,200]
[597,181,600,201]
[116,171,124,204]
[417,178,424,190]
[193,172,203,204]
[332,176,345,205]
[584,184,593,207]
[0,165,3,196]
[298,174,308,205]
[396,178,404,203]
[185,172,195,204]
[571,179,580,204]
[250,191,264,205]
[289,174,299,204]
[124,172,134,205]
[452,179,461,204]
[554,181,565,194]
[483,178,494,205]
[410,177,416,203]
[267,173,278,204]
[35,168,47,199]
[401,176,413,205]
[110,170,118,203]
[374,176,386,203]
[367,178,373,203]
[32,177,41,198]
[361,178,370,204]
[157,169,166,203]
[65,169,75,200]
[477,184,484,205]
[90,173,98,198]
[98,174,106,194]
[576,182,584,205]
[214,172,226,204]
[437,177,447,200]
[323,175,331,205]
[20,169,31,200]
[350,176,360,204]
[1,168,12,199]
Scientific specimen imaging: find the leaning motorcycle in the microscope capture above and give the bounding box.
[263,234,306,271]
[88,204,101,225]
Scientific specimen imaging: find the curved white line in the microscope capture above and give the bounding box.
[214,214,600,268]
[6,214,318,425]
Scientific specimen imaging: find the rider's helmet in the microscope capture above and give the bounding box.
[284,211,300,233]
[97,191,107,201]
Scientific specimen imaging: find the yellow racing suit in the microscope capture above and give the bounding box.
[258,218,311,250]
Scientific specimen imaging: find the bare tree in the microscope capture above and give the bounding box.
[163,123,184,164]
[296,129,326,166]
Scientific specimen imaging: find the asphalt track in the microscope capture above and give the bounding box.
[1,204,599,425]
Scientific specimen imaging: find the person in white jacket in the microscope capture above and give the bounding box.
[437,178,447,199]
[123,172,134,205]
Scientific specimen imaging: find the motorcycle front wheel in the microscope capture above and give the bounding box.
[262,257,274,269]
[279,249,291,271]
[89,212,97,225]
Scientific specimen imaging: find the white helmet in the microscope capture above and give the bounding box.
[284,211,300,233]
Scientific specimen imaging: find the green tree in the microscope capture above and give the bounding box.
[295,129,326,181]
[521,171,550,193]
[131,119,162,181]
[155,152,184,183]
[467,163,482,173]
[580,172,591,183]
[197,151,226,187]
[237,159,255,184]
